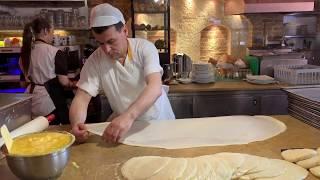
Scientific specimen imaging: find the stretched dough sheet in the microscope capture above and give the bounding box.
[86,116,286,149]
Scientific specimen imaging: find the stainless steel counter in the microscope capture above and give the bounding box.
[0,93,32,131]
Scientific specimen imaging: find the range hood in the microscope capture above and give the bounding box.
[0,0,86,7]
[225,0,315,15]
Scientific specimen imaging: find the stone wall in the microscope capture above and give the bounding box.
[170,0,224,61]
[200,25,230,61]
[88,0,252,61]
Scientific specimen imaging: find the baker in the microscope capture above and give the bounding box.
[69,3,175,143]
[19,18,76,124]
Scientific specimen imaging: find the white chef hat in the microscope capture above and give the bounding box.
[90,3,126,28]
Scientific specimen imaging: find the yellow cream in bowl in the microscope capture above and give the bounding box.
[10,132,73,156]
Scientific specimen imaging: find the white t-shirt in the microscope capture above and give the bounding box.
[77,38,175,121]
[27,43,59,117]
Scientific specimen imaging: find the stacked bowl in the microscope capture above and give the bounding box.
[191,63,215,83]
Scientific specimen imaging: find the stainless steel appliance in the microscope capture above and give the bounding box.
[57,45,81,72]
[172,53,192,79]
[259,53,307,77]
[310,33,320,66]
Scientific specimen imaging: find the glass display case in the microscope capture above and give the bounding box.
[131,0,170,65]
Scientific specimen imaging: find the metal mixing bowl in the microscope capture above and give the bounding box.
[1,131,75,180]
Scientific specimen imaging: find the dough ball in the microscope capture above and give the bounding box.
[310,166,320,178]
[297,155,320,169]
[281,149,317,162]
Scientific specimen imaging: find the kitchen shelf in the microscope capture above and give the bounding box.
[134,11,166,14]
[0,0,86,7]
[135,29,167,32]
[284,35,316,38]
[131,0,170,65]
[0,27,89,31]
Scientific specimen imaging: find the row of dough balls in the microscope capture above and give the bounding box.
[281,147,320,178]
[121,152,308,180]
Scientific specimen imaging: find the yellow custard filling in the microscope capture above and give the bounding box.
[10,132,72,156]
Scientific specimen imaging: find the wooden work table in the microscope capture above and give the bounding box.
[168,81,289,118]
[169,81,287,93]
[0,115,320,179]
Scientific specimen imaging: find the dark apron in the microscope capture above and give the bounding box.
[44,77,71,124]
[29,77,70,124]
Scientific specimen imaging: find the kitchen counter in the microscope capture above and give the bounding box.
[169,81,287,93]
[1,115,320,179]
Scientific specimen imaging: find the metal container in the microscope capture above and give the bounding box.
[2,132,75,179]
[0,93,32,132]
[173,53,192,79]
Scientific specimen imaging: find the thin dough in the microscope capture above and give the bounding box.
[239,159,286,179]
[149,158,187,180]
[281,149,317,162]
[87,116,286,149]
[121,156,171,179]
[177,158,198,180]
[121,153,308,180]
[234,154,270,178]
[191,157,214,179]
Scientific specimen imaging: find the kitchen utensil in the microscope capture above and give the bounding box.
[0,116,49,147]
[162,64,173,83]
[0,125,13,153]
[2,131,75,180]
[173,53,192,79]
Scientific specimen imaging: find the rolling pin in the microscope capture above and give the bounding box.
[0,116,51,147]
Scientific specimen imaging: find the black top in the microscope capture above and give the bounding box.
[20,49,68,81]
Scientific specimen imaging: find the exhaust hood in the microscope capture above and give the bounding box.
[225,0,315,15]
[0,0,86,7]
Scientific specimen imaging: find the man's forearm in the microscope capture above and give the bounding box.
[69,89,91,126]
[125,73,162,120]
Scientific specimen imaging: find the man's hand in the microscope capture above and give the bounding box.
[72,123,89,143]
[103,113,134,143]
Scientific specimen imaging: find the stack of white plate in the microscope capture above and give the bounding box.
[191,63,215,83]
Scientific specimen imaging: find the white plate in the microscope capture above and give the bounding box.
[192,72,214,79]
[177,78,192,84]
[246,75,274,81]
[245,79,277,85]
[193,77,215,84]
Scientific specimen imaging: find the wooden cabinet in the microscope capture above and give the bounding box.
[260,93,288,115]
[169,95,193,119]
[169,89,288,119]
[193,93,259,117]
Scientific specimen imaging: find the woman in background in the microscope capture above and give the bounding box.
[19,18,76,124]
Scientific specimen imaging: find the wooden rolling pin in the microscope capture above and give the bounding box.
[0,116,52,147]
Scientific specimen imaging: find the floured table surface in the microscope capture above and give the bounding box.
[1,115,320,179]
[87,116,286,149]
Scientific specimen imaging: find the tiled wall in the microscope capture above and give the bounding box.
[245,13,284,48]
